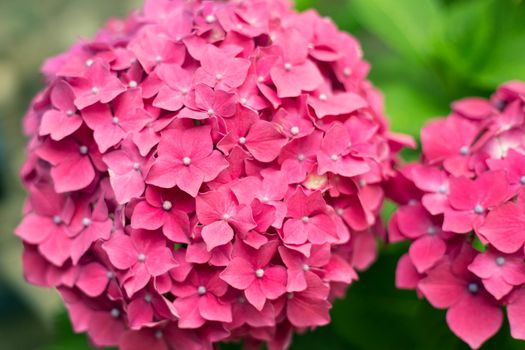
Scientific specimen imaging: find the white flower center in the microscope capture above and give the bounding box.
[82,217,91,227]
[205,14,216,24]
[163,201,173,211]
[239,137,247,145]
[343,67,351,77]
[222,213,231,221]
[110,308,120,318]
[53,215,62,225]
[496,256,506,266]
[297,153,305,161]
[133,162,141,171]
[290,126,300,136]
[302,264,310,272]
[198,286,207,295]
[144,293,153,303]
[284,62,292,71]
[91,86,99,94]
[468,282,479,294]
[137,253,146,262]
[128,80,138,88]
[112,116,119,125]
[255,269,265,278]
[155,330,163,339]
[474,204,484,215]
[215,73,223,81]
[207,108,215,116]
[521,176,525,185]
[85,59,94,67]
[155,55,163,63]
[302,216,310,223]
[460,146,470,156]
[66,109,75,117]
[106,271,114,279]
[319,93,328,101]
[183,157,191,166]
[79,145,88,155]
[331,154,339,161]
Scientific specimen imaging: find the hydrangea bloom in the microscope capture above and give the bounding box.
[16,0,410,349]
[388,81,525,349]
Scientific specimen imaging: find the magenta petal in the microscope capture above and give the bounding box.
[446,295,502,349]
[15,214,54,244]
[76,263,109,297]
[245,121,287,162]
[479,202,525,253]
[40,110,82,141]
[508,289,525,340]
[282,219,308,245]
[131,201,164,230]
[127,298,154,329]
[174,296,206,329]
[395,253,422,289]
[102,233,136,270]
[260,267,287,300]
[198,294,232,323]
[418,262,465,308]
[244,281,267,311]
[409,235,446,273]
[220,257,255,290]
[51,156,95,193]
[201,221,234,251]
[120,330,168,350]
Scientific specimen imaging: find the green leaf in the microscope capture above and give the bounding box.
[433,0,494,78]
[347,0,443,63]
[476,32,525,87]
[472,235,488,253]
[379,82,447,137]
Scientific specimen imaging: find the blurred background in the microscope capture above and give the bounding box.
[0,0,524,349]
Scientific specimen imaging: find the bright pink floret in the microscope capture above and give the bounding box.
[16,0,410,349]
[388,80,525,349]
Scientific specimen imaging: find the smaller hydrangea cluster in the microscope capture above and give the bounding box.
[388,81,525,349]
[15,0,410,349]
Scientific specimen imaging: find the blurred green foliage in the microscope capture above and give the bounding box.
[1,0,525,349]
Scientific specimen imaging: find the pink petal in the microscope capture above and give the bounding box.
[51,156,95,193]
[446,295,502,349]
[76,263,109,297]
[308,92,367,119]
[245,121,287,162]
[131,201,164,230]
[220,257,255,290]
[127,298,154,329]
[418,262,465,308]
[198,294,232,323]
[508,289,525,340]
[479,202,525,253]
[174,296,206,329]
[270,60,323,98]
[102,233,137,270]
[409,235,446,273]
[201,220,234,251]
[244,281,267,311]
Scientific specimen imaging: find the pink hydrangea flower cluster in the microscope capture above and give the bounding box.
[16,0,409,349]
[388,81,525,349]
